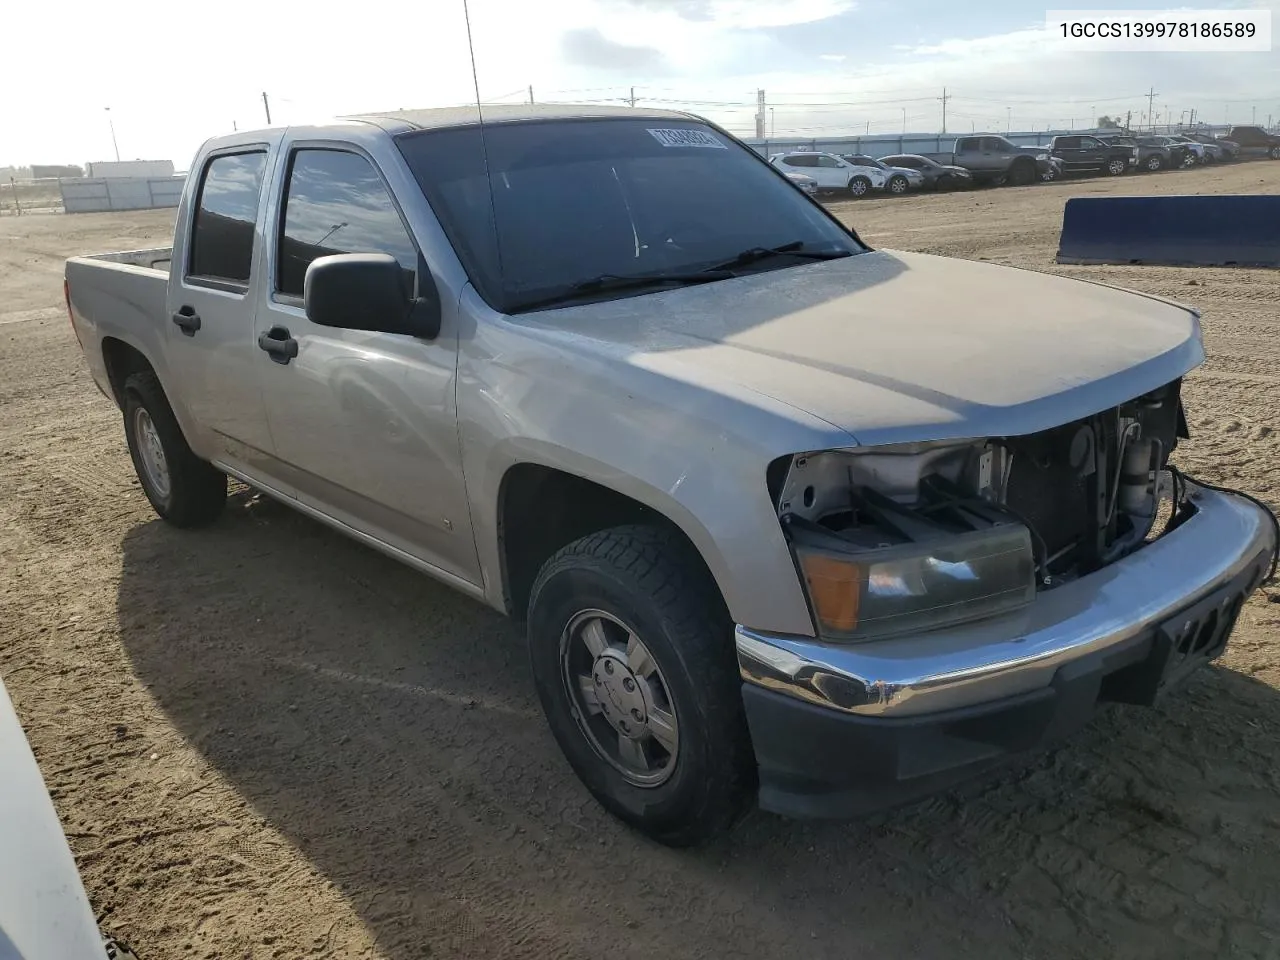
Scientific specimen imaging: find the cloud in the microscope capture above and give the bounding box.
[819,54,846,61]
[561,28,668,72]
[618,0,855,28]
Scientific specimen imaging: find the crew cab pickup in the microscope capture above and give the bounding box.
[1044,135,1138,176]
[943,136,1057,185]
[65,106,1277,845]
[1220,125,1280,159]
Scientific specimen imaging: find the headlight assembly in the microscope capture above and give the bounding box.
[776,444,1036,642]
[793,525,1035,641]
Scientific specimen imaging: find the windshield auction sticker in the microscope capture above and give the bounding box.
[1047,9,1271,50]
[647,128,727,149]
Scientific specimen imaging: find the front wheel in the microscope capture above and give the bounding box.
[123,371,226,527]
[1106,157,1128,176]
[1180,152,1197,169]
[847,176,871,197]
[1039,164,1059,183]
[1269,145,1280,160]
[1145,154,1164,171]
[527,525,753,847]
[886,175,909,195]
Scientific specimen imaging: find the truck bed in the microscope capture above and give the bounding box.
[65,248,175,404]
[80,247,173,272]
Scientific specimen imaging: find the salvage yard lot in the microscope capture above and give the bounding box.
[2,161,1278,960]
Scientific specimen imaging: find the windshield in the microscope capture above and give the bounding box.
[395,118,865,313]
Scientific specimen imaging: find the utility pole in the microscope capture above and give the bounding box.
[770,107,775,137]
[901,107,906,134]
[233,120,238,131]
[104,107,120,161]
[628,86,637,107]
[262,91,272,125]
[1006,106,1011,133]
[1125,109,1132,131]
[939,86,950,134]
[528,85,534,105]
[755,89,766,139]
[1146,87,1158,131]
[1252,105,1257,125]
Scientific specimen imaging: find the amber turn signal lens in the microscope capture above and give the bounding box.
[798,553,862,633]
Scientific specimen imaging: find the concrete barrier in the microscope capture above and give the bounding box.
[60,176,186,214]
[1056,195,1280,268]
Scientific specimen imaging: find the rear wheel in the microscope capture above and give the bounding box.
[1007,160,1035,186]
[1269,145,1280,160]
[1180,151,1197,169]
[1145,153,1164,171]
[527,525,753,847]
[847,175,871,198]
[1106,157,1127,176]
[123,371,226,527]
[1039,164,1059,183]
[886,174,909,195]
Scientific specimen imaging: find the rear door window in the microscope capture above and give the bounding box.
[187,151,268,290]
[783,155,817,168]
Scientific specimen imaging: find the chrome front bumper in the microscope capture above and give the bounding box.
[738,483,1276,719]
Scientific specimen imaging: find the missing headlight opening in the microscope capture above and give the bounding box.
[776,379,1188,640]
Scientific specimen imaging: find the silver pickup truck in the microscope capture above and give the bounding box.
[65,105,1277,846]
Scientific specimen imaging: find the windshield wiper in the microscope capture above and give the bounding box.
[705,240,853,273]
[510,269,735,313]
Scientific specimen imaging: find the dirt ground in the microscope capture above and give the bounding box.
[2,162,1278,960]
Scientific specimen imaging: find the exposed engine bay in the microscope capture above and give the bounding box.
[773,379,1188,592]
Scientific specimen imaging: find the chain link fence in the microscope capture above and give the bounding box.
[0,178,64,215]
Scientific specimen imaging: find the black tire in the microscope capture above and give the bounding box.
[1145,153,1164,172]
[1106,157,1128,176]
[1269,145,1280,160]
[886,174,909,195]
[1006,160,1034,186]
[1039,164,1059,183]
[527,524,753,847]
[123,371,226,527]
[847,175,871,198]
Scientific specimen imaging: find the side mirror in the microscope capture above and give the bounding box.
[303,253,440,339]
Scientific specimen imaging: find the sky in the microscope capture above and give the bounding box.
[1,0,1278,169]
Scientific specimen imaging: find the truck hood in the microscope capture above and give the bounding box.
[522,249,1204,447]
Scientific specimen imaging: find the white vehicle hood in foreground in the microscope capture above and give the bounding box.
[526,249,1203,446]
[0,679,102,960]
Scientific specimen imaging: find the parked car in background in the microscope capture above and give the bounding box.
[1045,135,1137,176]
[1162,135,1207,164]
[839,155,925,195]
[877,154,974,190]
[943,135,1051,186]
[1170,134,1229,163]
[1187,132,1239,160]
[1220,126,1280,159]
[784,171,818,196]
[1143,136,1198,169]
[770,151,887,197]
[1101,135,1171,172]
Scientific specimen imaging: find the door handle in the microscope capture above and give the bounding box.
[172,306,201,336]
[258,326,299,365]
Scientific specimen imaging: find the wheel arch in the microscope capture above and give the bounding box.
[495,462,732,626]
[101,336,158,408]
